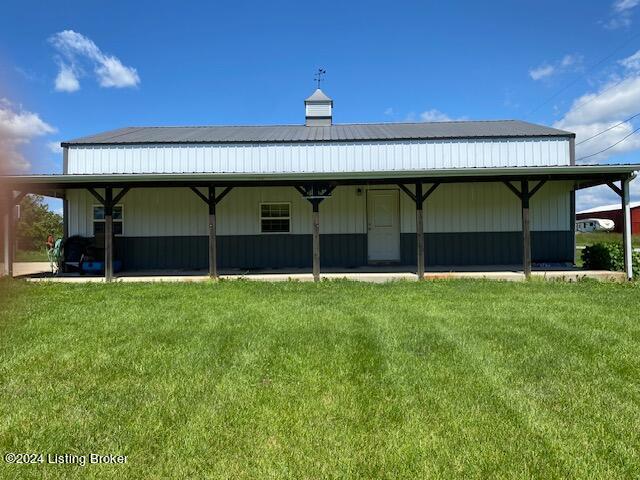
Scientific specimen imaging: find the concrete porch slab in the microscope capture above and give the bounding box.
[7,262,626,283]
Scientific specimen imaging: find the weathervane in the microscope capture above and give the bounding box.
[314,68,326,89]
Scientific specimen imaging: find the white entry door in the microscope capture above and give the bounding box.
[367,189,400,262]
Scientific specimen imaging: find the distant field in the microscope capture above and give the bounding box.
[1,279,639,479]
[575,232,640,248]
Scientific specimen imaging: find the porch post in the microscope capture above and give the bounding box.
[2,192,13,277]
[521,180,531,278]
[208,186,217,279]
[104,187,113,282]
[415,182,424,279]
[295,184,334,282]
[622,177,633,280]
[312,199,320,282]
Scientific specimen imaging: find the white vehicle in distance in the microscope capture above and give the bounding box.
[576,218,615,233]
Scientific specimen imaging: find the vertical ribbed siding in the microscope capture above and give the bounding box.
[67,186,367,237]
[67,138,571,174]
[400,181,571,233]
[67,182,571,238]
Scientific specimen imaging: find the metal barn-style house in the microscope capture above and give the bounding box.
[1,89,638,280]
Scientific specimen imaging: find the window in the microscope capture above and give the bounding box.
[93,205,124,235]
[260,203,290,233]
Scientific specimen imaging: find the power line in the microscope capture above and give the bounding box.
[577,125,640,161]
[525,31,640,118]
[566,75,629,117]
[576,111,640,145]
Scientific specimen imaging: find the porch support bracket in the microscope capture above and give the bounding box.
[502,179,547,279]
[295,183,336,282]
[2,191,14,277]
[606,177,635,280]
[398,182,440,279]
[190,186,234,279]
[85,187,131,282]
[2,190,35,277]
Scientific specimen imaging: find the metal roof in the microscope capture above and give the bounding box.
[3,165,636,191]
[577,201,640,214]
[305,89,332,102]
[61,120,574,146]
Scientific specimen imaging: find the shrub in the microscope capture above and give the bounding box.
[582,242,640,278]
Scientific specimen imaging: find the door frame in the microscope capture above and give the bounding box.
[366,188,401,264]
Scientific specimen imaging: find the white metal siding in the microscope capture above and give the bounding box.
[399,181,571,233]
[67,138,570,174]
[67,182,570,237]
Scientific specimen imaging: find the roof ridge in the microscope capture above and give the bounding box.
[118,119,523,129]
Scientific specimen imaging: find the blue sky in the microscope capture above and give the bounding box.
[1,0,640,212]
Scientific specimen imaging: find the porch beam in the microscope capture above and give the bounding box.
[622,177,633,280]
[104,187,113,282]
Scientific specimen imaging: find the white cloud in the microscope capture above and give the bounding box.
[54,63,80,92]
[620,49,640,71]
[0,99,56,173]
[529,64,555,81]
[553,47,640,208]
[95,56,140,87]
[49,30,140,92]
[604,0,639,28]
[563,120,640,163]
[529,54,583,81]
[419,109,453,122]
[555,75,640,130]
[561,54,579,67]
[47,141,63,154]
[614,0,639,12]
[384,107,394,116]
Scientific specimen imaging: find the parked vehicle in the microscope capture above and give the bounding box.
[576,218,615,233]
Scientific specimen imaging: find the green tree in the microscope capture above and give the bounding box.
[16,195,63,251]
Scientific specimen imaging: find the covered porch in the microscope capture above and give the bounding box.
[1,164,638,282]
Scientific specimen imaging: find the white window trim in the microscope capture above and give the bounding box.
[259,202,291,234]
[92,204,125,236]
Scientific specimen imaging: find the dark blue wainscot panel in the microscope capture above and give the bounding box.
[400,231,574,266]
[115,234,367,271]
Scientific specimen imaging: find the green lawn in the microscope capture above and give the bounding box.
[1,279,639,479]
[15,249,49,262]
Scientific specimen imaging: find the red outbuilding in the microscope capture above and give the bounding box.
[576,201,640,234]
